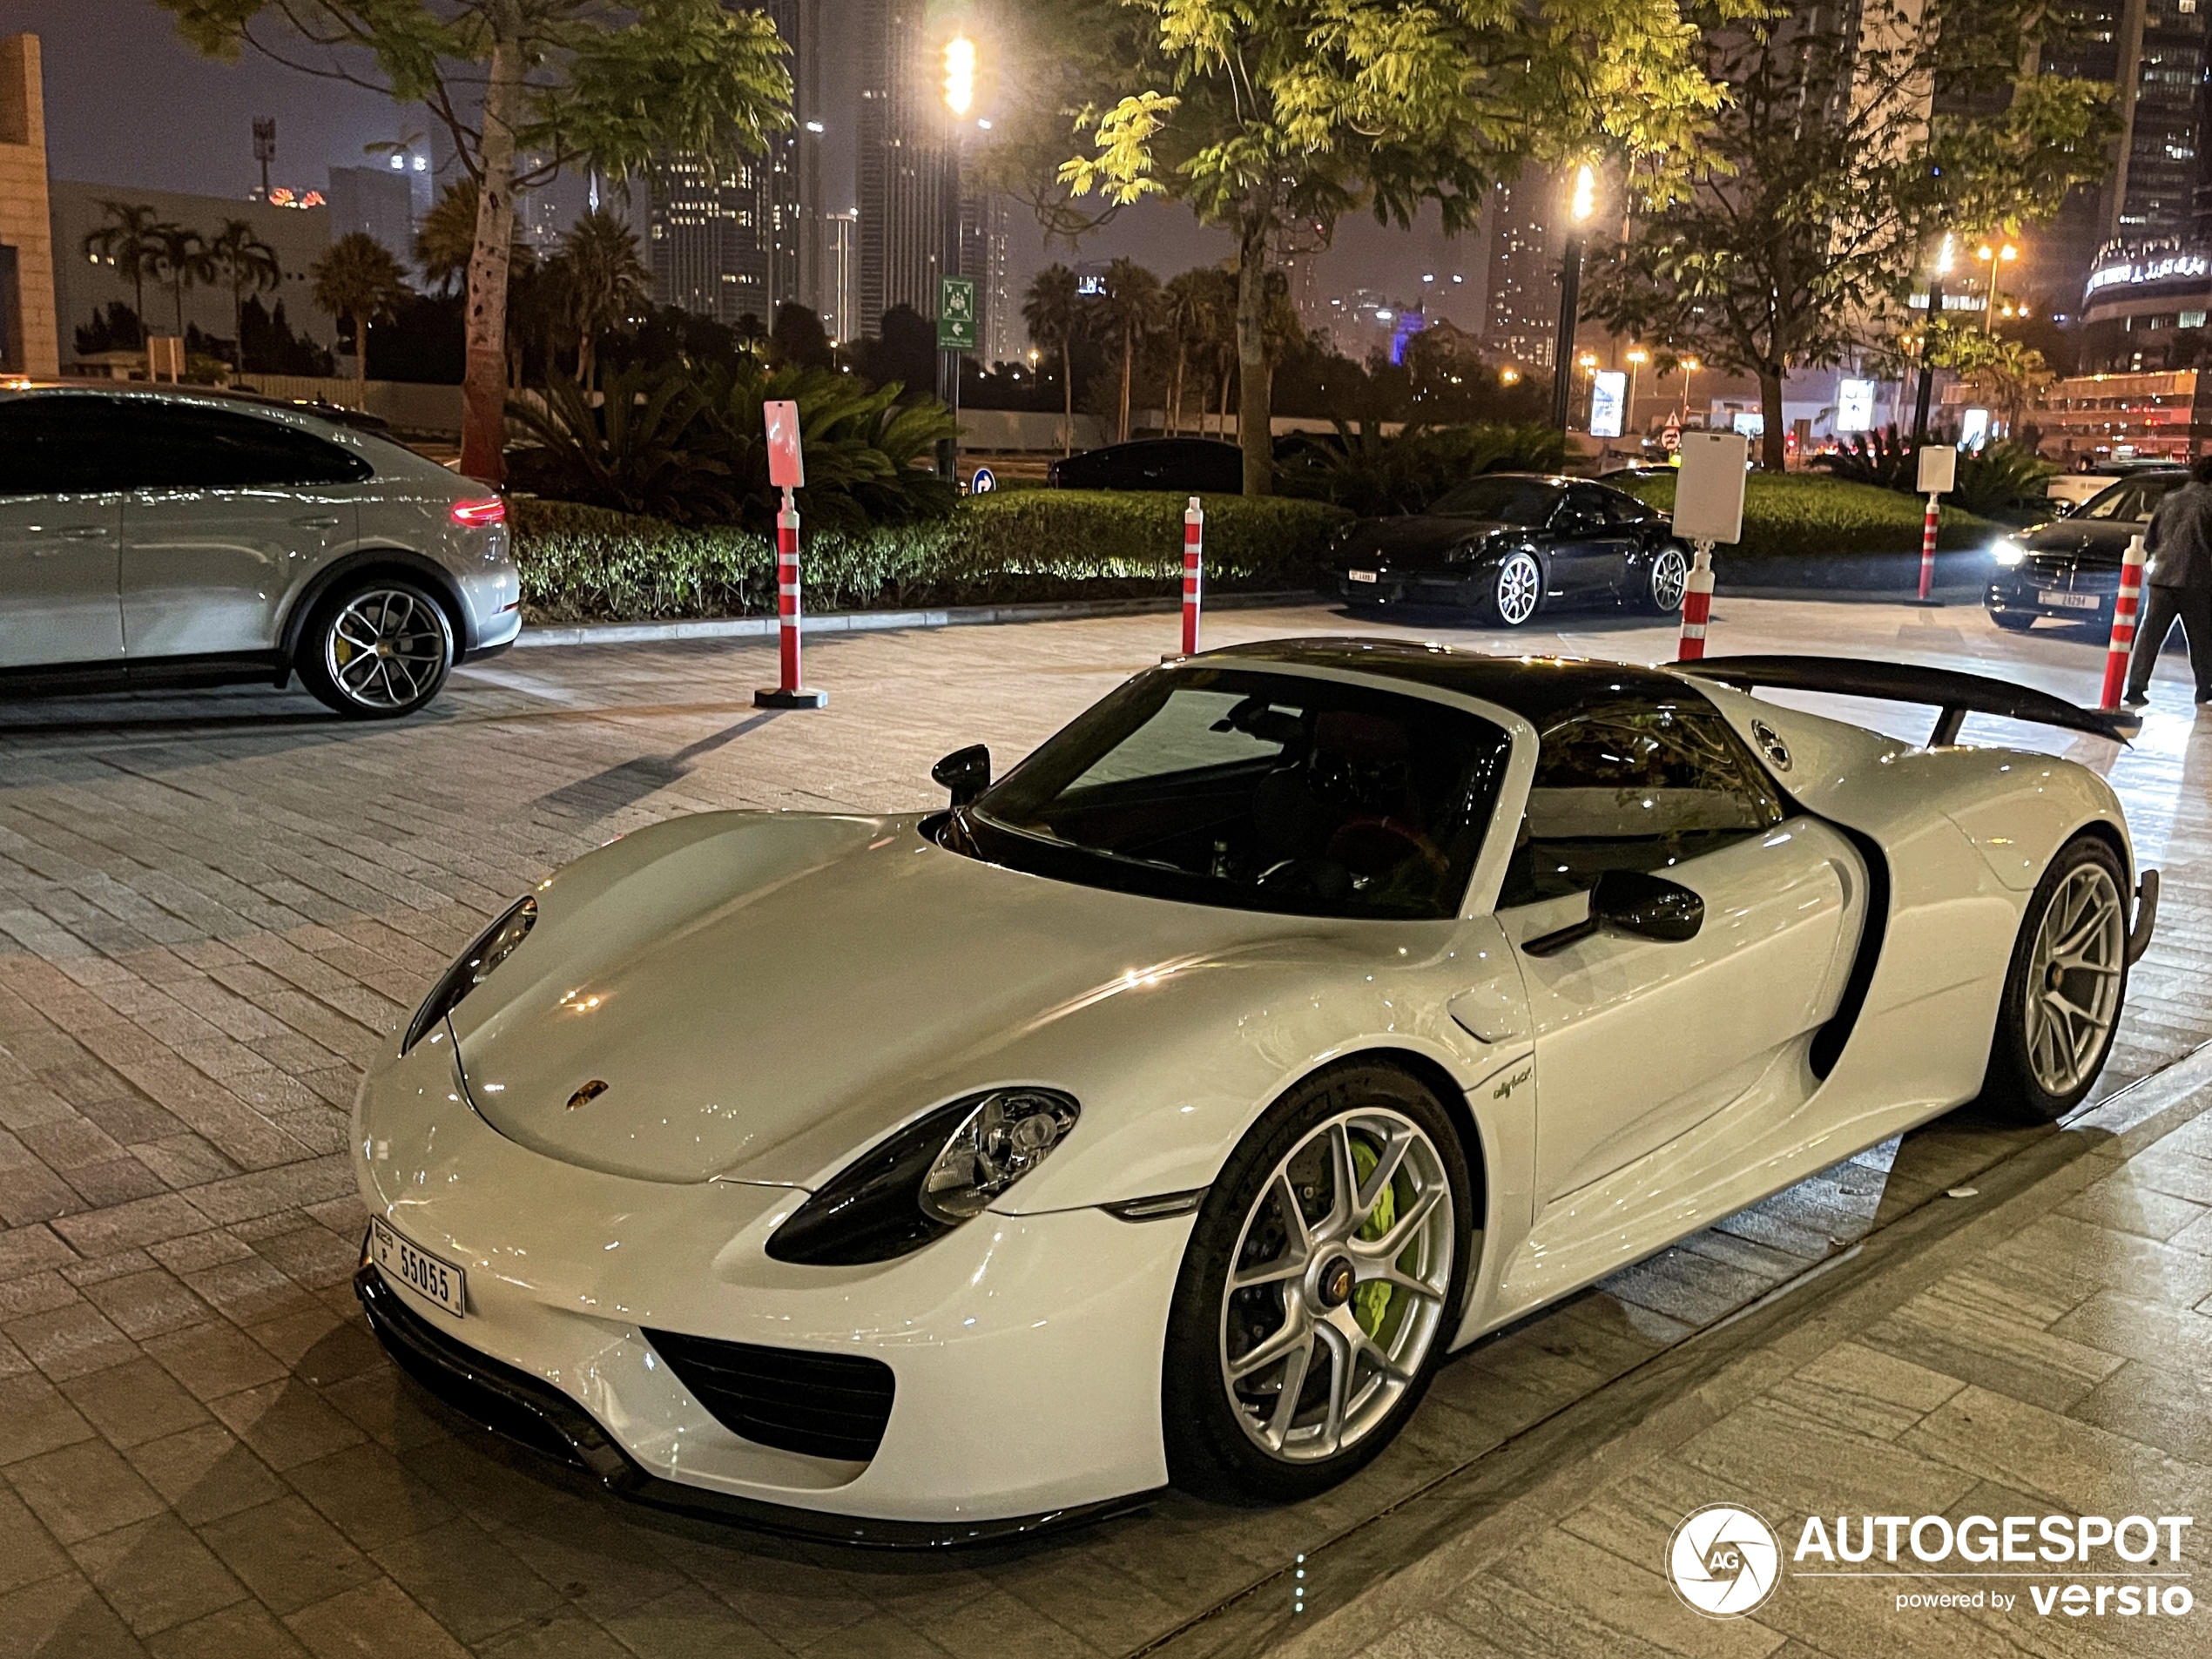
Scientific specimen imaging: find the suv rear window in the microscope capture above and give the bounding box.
[0,395,372,495]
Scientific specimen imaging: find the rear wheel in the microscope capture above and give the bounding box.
[1978,835,2129,1123]
[298,578,455,718]
[1480,550,1542,628]
[1163,1062,1472,1502]
[1641,544,1689,615]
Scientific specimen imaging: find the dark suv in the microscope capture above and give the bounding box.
[1985,469,2186,632]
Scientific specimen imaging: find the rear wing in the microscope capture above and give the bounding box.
[1676,654,2140,745]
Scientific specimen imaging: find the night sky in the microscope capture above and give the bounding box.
[14,0,1473,332]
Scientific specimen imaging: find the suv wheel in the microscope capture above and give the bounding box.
[298,579,455,718]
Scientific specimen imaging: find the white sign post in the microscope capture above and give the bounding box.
[1671,430,1750,660]
[1913,442,1956,606]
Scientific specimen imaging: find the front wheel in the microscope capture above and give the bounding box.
[298,579,455,718]
[1480,550,1543,627]
[1163,1062,1473,1502]
[1989,609,2036,633]
[1641,544,1689,615]
[1978,835,2130,1123]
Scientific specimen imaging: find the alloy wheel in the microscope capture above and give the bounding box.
[1650,546,1689,611]
[1217,1109,1455,1463]
[324,588,449,711]
[1494,552,1541,626]
[2023,861,2126,1097]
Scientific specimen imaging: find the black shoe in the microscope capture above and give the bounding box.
[2123,691,2150,708]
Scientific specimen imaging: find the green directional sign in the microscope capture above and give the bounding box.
[937,275,978,350]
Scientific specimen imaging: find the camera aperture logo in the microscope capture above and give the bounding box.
[1668,1504,1782,1618]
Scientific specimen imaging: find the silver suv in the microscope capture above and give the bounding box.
[0,384,520,718]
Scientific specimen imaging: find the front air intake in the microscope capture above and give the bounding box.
[642,1329,895,1463]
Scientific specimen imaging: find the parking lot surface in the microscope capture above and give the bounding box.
[1,592,2209,1658]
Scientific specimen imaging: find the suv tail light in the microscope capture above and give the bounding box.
[450,496,506,527]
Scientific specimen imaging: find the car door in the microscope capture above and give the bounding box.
[116,401,371,659]
[0,395,128,671]
[1498,694,1861,1205]
[1544,484,1633,597]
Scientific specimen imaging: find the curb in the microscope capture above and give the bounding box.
[512,590,1316,649]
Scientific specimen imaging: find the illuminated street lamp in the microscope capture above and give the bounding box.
[1680,355,1701,427]
[1977,238,2020,330]
[1625,346,1649,436]
[942,36,975,117]
[1501,365,1522,386]
[1550,163,1597,431]
[1912,233,1955,448]
[937,34,980,478]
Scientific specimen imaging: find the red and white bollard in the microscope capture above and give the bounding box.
[1916,491,1940,603]
[2100,532,2149,711]
[1676,540,1716,662]
[1181,496,1205,656]
[754,486,827,709]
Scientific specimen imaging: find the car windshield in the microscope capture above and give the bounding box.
[1426,478,1560,523]
[942,667,1514,919]
[2079,475,2183,521]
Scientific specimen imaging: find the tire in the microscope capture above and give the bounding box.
[1480,550,1543,627]
[297,578,455,719]
[1163,1062,1474,1503]
[1977,835,2130,1123]
[1641,544,1689,615]
[1989,609,2036,633]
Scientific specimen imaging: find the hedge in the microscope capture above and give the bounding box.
[512,490,1352,624]
[1615,473,1994,562]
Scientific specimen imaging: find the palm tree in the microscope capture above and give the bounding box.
[1160,270,1217,436]
[1095,260,1162,445]
[311,233,411,408]
[557,210,651,388]
[150,224,214,340]
[80,201,165,345]
[1023,264,1082,455]
[208,220,282,372]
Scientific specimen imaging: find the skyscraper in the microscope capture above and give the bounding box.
[825,209,856,341]
[961,188,1012,362]
[1480,167,1564,370]
[857,0,954,335]
[326,165,418,271]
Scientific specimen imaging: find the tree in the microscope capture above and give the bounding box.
[81,201,165,344]
[557,209,651,387]
[767,301,834,372]
[1159,268,1212,434]
[1094,257,1161,443]
[1023,264,1083,454]
[1581,2,2116,470]
[1047,0,1732,493]
[149,224,215,340]
[312,233,411,408]
[1932,325,2056,437]
[163,1,792,483]
[208,219,281,370]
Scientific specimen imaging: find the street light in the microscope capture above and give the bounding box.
[1912,233,1954,448]
[1550,163,1597,431]
[937,34,980,478]
[1680,355,1701,427]
[1625,346,1649,436]
[1976,238,2020,330]
[942,37,975,118]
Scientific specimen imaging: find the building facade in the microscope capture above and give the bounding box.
[0,33,57,376]
[1481,166,1564,371]
[325,165,416,272]
[856,0,954,335]
[824,208,855,342]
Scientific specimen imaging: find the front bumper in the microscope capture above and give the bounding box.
[1332,569,1482,608]
[353,1030,1190,1533]
[1985,563,2118,626]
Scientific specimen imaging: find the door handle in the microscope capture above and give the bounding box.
[57,525,113,540]
[292,516,341,530]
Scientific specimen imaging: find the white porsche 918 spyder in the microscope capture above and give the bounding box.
[353,641,2156,1544]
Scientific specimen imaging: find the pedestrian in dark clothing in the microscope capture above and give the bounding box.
[2124,453,2212,707]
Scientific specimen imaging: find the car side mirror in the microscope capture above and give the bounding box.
[1590,869,1704,941]
[932,744,990,807]
[1521,868,1704,956]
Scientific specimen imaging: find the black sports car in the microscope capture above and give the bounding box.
[1325,474,1691,626]
[1985,469,2185,632]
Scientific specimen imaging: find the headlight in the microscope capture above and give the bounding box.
[1992,538,2027,567]
[401,895,536,1054]
[766,1088,1081,1266]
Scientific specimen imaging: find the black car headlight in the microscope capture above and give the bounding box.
[765,1088,1081,1266]
[401,895,536,1054]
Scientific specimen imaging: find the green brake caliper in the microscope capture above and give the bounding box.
[1349,1138,1395,1337]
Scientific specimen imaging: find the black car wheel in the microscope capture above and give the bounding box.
[1641,545,1689,615]
[1481,550,1543,627]
[1990,609,2036,632]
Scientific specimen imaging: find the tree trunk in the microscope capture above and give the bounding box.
[1061,339,1073,455]
[352,311,369,409]
[172,280,185,337]
[460,3,524,483]
[1118,323,1133,444]
[233,287,245,372]
[1235,218,1271,496]
[1757,367,1786,472]
[1170,347,1184,436]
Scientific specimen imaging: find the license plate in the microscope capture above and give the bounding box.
[2039,590,2100,610]
[1349,570,1379,583]
[370,1216,466,1318]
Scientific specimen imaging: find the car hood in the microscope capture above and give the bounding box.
[2017,516,2144,563]
[1335,516,1511,571]
[447,812,1313,1186]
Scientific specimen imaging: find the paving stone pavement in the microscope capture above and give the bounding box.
[0,594,2206,1659]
